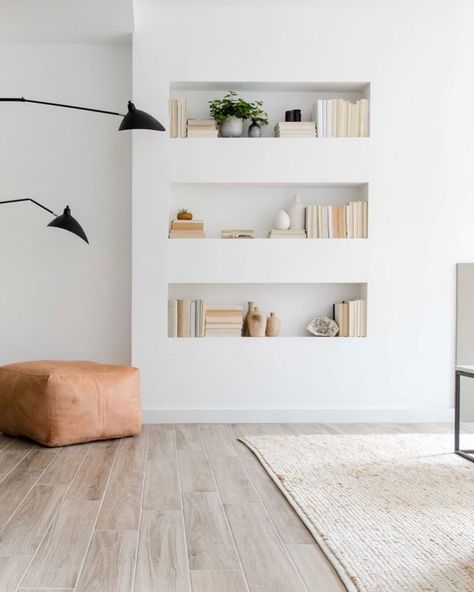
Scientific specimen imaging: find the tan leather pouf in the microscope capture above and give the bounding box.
[0,360,141,446]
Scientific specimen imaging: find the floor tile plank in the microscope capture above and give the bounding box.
[200,426,258,505]
[0,555,31,592]
[183,491,240,570]
[225,502,306,592]
[0,448,32,475]
[67,439,120,501]
[20,500,99,589]
[286,543,345,592]
[191,570,248,592]
[39,444,90,486]
[96,433,148,530]
[0,483,67,555]
[75,530,137,592]
[0,469,43,529]
[228,426,313,545]
[143,425,181,510]
[176,424,216,493]
[16,447,59,470]
[135,509,190,592]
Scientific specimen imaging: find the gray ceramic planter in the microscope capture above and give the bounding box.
[220,117,243,137]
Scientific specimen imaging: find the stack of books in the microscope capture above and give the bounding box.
[268,229,307,239]
[221,229,256,239]
[274,122,316,137]
[313,99,369,137]
[168,299,205,337]
[333,299,367,337]
[169,99,188,138]
[306,202,368,238]
[187,119,218,138]
[205,305,243,337]
[169,219,205,239]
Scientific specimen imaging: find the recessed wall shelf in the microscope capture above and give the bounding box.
[168,282,367,338]
[169,80,371,138]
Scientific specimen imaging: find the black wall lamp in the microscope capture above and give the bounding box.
[0,97,165,132]
[0,199,88,244]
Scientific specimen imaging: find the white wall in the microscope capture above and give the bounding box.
[132,0,474,421]
[0,43,132,364]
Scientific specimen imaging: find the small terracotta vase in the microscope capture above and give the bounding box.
[243,301,255,336]
[265,312,281,337]
[248,307,266,337]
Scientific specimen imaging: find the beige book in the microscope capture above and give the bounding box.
[168,300,177,337]
[360,300,367,337]
[336,99,345,137]
[169,99,177,138]
[331,98,338,137]
[332,206,338,238]
[171,220,204,230]
[349,300,356,337]
[350,103,358,137]
[334,302,344,336]
[177,300,184,337]
[343,302,350,337]
[362,201,368,238]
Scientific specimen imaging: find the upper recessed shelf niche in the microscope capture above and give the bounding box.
[169,81,371,138]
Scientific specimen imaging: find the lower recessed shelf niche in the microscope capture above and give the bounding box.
[168,282,367,338]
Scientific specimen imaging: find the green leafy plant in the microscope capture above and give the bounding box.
[209,91,268,126]
[178,209,190,215]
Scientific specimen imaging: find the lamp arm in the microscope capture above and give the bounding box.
[0,198,57,217]
[0,97,125,117]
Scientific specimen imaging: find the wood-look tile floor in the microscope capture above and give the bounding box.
[0,423,454,592]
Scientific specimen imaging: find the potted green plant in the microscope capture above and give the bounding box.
[209,91,268,138]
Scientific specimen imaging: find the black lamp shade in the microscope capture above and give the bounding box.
[119,101,165,132]
[47,206,89,244]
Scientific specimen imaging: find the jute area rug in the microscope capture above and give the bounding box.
[240,433,474,592]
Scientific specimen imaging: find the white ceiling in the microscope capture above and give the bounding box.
[0,0,135,44]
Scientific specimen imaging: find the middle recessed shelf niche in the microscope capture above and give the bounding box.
[169,182,369,239]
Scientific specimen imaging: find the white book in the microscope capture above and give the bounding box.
[327,100,332,137]
[328,206,333,238]
[317,100,323,137]
[345,204,352,239]
[322,100,327,138]
[359,99,369,137]
[349,300,356,337]
[306,206,312,238]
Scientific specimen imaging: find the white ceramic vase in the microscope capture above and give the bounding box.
[288,195,305,230]
[273,209,291,230]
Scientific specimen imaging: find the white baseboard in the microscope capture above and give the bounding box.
[142,408,453,424]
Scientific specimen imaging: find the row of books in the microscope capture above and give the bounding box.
[334,299,367,337]
[169,219,205,239]
[313,99,369,137]
[169,99,188,138]
[274,122,316,137]
[306,201,368,239]
[168,300,205,337]
[187,119,218,138]
[168,300,243,337]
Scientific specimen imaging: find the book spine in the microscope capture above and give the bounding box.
[177,300,184,337]
[168,300,177,337]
